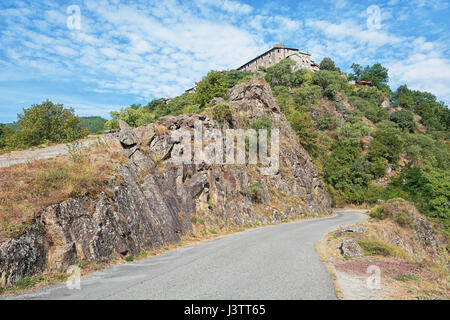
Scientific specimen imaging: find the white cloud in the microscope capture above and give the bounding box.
[388,52,450,101]
[0,0,265,101]
[222,0,253,14]
[305,19,404,47]
[0,0,448,115]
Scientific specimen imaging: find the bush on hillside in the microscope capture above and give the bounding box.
[390,109,416,132]
[11,100,88,148]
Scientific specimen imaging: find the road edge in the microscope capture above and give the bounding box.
[315,210,369,300]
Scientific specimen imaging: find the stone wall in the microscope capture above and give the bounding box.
[238,44,318,72]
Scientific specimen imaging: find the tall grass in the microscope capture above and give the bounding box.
[0,147,124,241]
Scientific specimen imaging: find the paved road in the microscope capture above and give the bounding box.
[0,140,98,168]
[7,210,367,300]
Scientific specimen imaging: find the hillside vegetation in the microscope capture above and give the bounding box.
[94,58,449,235]
[0,57,448,235]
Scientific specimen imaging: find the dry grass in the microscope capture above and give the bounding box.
[0,145,125,241]
[154,123,168,135]
[318,216,450,300]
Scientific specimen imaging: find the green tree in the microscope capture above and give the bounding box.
[312,70,350,99]
[390,109,416,132]
[107,104,155,128]
[265,58,309,88]
[14,100,88,147]
[319,57,340,72]
[287,110,318,155]
[79,116,107,134]
[348,63,389,90]
[223,70,253,88]
[392,85,450,132]
[145,99,165,112]
[155,92,197,118]
[368,128,404,164]
[194,71,228,108]
[0,124,14,150]
[292,85,323,108]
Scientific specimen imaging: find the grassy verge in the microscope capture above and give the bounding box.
[317,210,449,300]
[0,143,126,242]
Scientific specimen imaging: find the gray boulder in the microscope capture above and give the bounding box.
[344,225,365,233]
[340,239,362,258]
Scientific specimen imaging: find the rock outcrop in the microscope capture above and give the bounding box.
[0,79,331,286]
[340,239,362,258]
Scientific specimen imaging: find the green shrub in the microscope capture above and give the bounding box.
[190,215,205,225]
[208,228,218,234]
[194,71,228,108]
[292,85,323,107]
[223,70,253,87]
[348,96,388,123]
[287,111,318,155]
[394,211,414,228]
[251,115,272,135]
[243,182,263,203]
[368,128,404,164]
[317,112,339,130]
[390,109,417,132]
[14,277,38,290]
[370,206,390,220]
[394,274,419,282]
[211,102,232,124]
[371,157,388,178]
[265,58,308,87]
[356,239,405,257]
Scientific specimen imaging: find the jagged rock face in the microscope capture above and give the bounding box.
[0,79,331,286]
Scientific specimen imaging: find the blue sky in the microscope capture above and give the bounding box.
[1,0,449,122]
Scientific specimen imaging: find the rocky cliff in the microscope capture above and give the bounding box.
[0,79,331,287]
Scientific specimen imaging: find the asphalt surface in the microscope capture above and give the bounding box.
[6,210,367,300]
[0,140,97,168]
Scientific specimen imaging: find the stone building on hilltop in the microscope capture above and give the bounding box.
[184,43,319,94]
[237,43,319,72]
